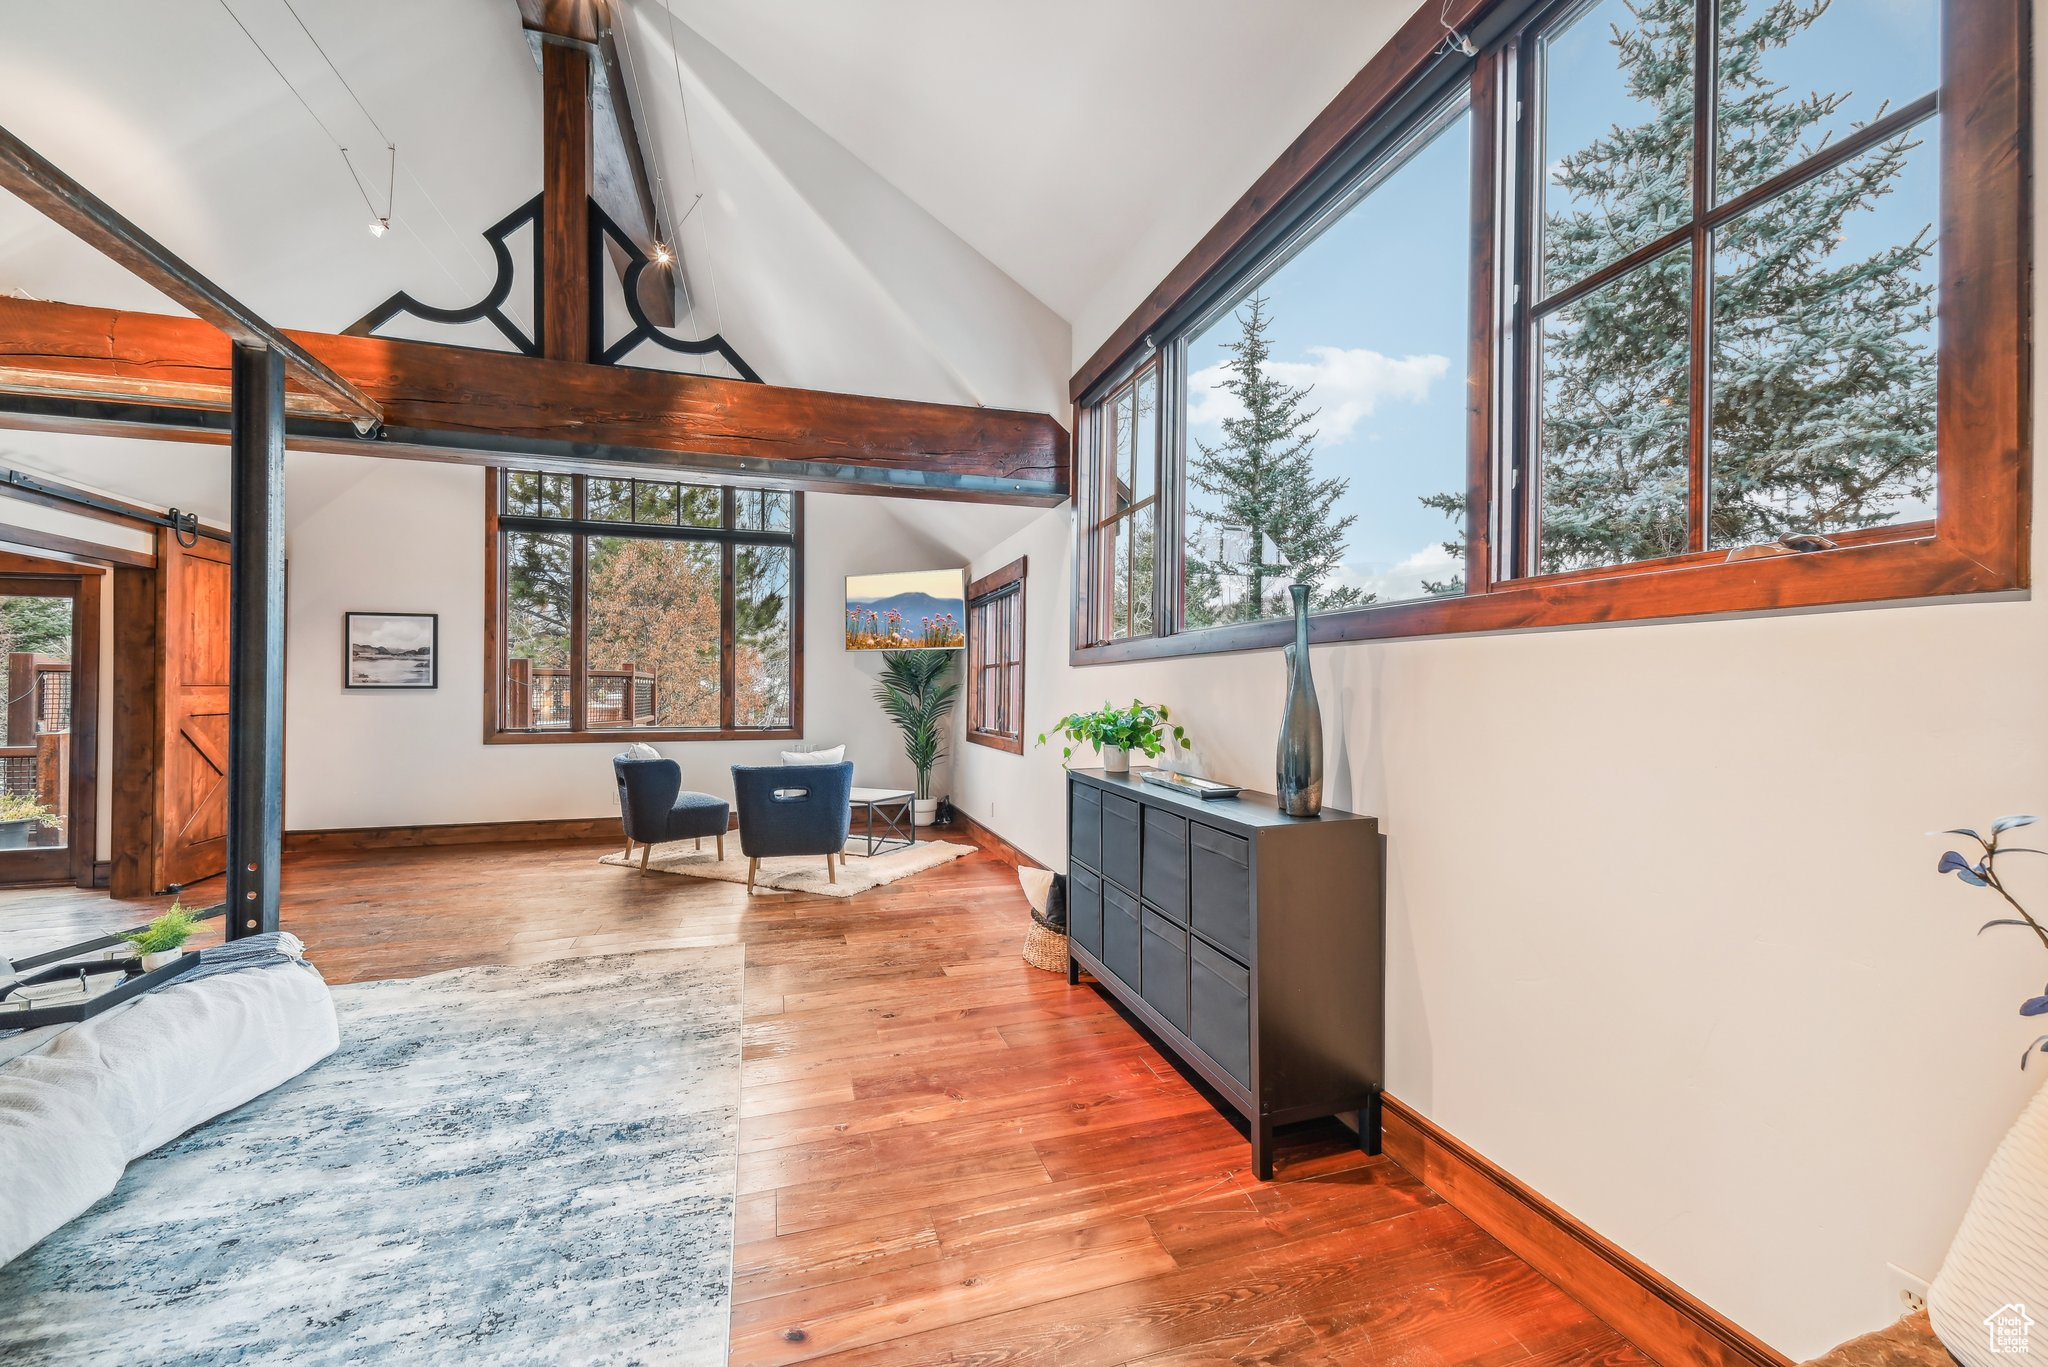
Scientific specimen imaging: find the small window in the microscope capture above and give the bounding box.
[1091,368,1157,641]
[965,558,1026,753]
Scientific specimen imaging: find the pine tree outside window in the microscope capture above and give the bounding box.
[1067,0,2021,662]
[1528,0,1942,573]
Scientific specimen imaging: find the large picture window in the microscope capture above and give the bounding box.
[1069,0,2023,662]
[488,470,801,741]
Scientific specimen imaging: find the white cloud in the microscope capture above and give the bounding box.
[1187,346,1451,442]
[1346,542,1461,604]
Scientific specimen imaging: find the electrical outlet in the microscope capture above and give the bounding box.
[1887,1263,1930,1317]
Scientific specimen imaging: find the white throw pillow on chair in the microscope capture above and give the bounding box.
[781,745,844,766]
[621,742,662,762]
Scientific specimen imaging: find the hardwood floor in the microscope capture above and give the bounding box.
[0,838,1647,1366]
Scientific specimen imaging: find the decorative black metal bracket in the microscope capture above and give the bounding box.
[347,196,543,355]
[588,202,759,381]
[346,194,758,382]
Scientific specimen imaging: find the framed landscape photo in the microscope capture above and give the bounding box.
[344,612,439,690]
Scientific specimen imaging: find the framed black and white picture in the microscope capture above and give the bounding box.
[344,612,439,690]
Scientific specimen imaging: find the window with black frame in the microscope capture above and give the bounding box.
[492,471,801,739]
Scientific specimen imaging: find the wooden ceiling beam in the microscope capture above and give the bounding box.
[0,297,1068,505]
[0,124,385,434]
[540,38,595,361]
[519,0,680,328]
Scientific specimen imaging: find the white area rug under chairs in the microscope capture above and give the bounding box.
[601,834,973,897]
[0,947,743,1366]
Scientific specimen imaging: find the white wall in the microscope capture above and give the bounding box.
[279,455,1033,830]
[0,445,1034,840]
[950,12,2048,1358]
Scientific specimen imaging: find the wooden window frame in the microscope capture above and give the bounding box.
[966,556,1028,753]
[1067,0,2028,666]
[483,468,804,744]
[1085,367,1163,642]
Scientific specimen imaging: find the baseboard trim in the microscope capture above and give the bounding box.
[283,810,1040,861]
[283,816,624,853]
[947,810,1045,868]
[1380,1095,1789,1367]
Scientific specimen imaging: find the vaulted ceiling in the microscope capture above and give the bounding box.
[0,0,1404,535]
[0,1,1404,406]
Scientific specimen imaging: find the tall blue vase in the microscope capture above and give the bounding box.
[1276,582,1322,817]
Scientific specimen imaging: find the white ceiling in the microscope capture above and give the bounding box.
[0,0,1404,370]
[659,0,1412,345]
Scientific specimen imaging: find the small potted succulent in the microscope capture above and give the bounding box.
[124,904,202,972]
[0,793,58,851]
[1038,701,1191,775]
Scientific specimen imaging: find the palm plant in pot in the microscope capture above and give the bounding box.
[873,650,959,825]
[1038,701,1191,775]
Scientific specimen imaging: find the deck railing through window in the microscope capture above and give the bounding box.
[503,659,659,730]
[0,653,70,839]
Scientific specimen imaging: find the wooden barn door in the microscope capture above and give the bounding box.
[154,532,231,890]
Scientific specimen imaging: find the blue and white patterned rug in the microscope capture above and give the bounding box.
[0,948,743,1366]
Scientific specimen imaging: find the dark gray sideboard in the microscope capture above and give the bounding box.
[1065,768,1384,1180]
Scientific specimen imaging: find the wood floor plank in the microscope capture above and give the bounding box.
[0,836,1646,1366]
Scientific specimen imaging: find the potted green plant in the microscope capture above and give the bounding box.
[1038,701,1191,775]
[0,793,58,850]
[124,904,202,972]
[873,650,960,825]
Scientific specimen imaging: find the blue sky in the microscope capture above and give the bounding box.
[1181,0,1940,607]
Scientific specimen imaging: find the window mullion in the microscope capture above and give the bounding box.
[1513,31,1541,580]
[1686,0,1716,555]
[569,527,588,734]
[719,539,737,732]
[1468,55,1504,597]
[1158,350,1183,635]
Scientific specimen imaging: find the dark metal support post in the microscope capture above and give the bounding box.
[226,343,285,939]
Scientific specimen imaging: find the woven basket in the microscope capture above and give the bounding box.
[1021,921,1068,973]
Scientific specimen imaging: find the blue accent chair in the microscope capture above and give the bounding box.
[614,756,731,873]
[730,762,855,894]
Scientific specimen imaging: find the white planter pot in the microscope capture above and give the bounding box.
[1931,1075,2048,1366]
[913,798,938,826]
[138,949,183,972]
[1100,745,1131,774]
